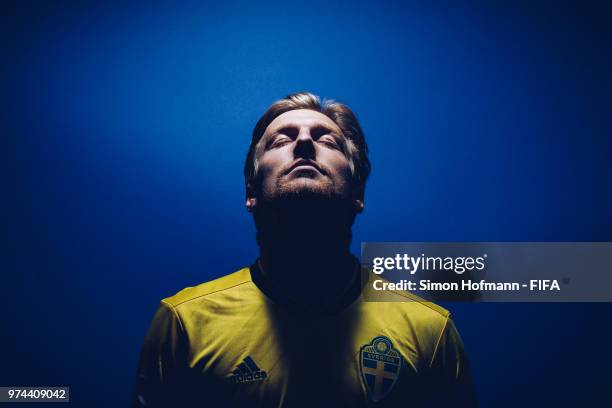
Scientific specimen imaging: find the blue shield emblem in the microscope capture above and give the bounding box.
[359,336,402,402]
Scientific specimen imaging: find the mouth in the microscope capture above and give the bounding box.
[286,160,324,175]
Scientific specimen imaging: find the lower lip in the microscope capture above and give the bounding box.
[290,165,320,173]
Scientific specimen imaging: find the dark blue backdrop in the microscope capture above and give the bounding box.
[5,0,612,406]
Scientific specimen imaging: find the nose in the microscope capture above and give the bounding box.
[293,127,316,159]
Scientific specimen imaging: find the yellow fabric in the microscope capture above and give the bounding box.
[133,267,475,407]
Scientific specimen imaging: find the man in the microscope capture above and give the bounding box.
[132,92,476,407]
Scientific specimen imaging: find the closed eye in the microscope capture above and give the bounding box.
[264,125,343,150]
[269,134,292,148]
[266,127,299,149]
[313,127,341,149]
[318,134,340,148]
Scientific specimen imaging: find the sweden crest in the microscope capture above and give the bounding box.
[359,336,402,402]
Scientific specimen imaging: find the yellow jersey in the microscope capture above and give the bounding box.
[132,261,476,407]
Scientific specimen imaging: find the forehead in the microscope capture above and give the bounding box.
[263,109,343,136]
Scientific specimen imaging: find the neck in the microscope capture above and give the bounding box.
[253,196,359,309]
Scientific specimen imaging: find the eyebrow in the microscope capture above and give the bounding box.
[269,124,342,138]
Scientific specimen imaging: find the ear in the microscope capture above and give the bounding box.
[246,183,257,212]
[353,198,364,214]
[246,198,257,212]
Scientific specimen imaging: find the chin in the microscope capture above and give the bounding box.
[275,178,337,199]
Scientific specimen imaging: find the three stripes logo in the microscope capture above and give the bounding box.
[227,356,268,385]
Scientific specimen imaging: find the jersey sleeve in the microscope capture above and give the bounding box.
[132,300,189,408]
[427,317,477,407]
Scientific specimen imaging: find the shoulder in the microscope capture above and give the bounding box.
[162,267,253,309]
[385,289,450,319]
[363,290,451,334]
[362,273,450,319]
[360,274,452,354]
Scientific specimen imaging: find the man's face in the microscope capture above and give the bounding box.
[251,109,354,203]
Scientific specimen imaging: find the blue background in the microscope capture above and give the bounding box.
[4,0,612,406]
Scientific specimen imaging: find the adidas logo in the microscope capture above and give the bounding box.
[227,356,268,385]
